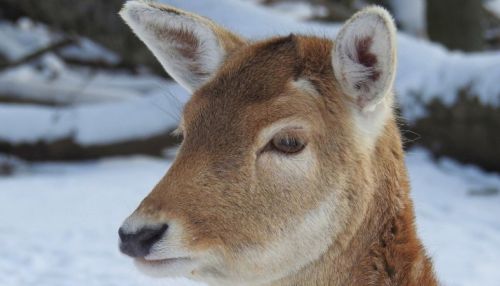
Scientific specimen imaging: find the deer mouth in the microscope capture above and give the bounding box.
[135,256,192,265]
[134,257,196,277]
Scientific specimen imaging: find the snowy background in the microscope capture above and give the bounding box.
[1,0,499,286]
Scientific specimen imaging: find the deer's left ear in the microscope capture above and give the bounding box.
[332,6,397,111]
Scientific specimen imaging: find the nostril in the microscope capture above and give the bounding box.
[118,224,168,258]
[136,224,168,246]
[118,227,131,243]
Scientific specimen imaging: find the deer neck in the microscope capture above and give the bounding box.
[268,123,438,286]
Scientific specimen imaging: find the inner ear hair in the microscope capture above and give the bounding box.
[332,6,397,111]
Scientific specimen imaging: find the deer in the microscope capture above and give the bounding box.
[117,1,438,285]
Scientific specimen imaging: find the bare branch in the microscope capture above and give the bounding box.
[0,38,76,71]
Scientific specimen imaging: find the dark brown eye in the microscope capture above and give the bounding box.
[271,136,306,154]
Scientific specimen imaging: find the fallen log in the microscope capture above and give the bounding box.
[0,132,180,161]
[408,89,500,172]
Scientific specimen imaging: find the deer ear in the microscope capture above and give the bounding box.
[120,0,245,92]
[332,6,397,111]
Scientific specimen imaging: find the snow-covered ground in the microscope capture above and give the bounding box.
[0,154,198,286]
[1,149,499,286]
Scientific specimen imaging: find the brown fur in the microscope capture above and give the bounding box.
[134,35,437,285]
[120,3,438,285]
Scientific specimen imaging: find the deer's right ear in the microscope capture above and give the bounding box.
[120,0,245,92]
[332,6,397,112]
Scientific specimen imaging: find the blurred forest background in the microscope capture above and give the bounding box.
[0,0,499,173]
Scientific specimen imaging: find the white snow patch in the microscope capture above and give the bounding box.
[485,0,500,18]
[408,149,500,286]
[0,156,201,286]
[0,57,175,105]
[262,1,328,21]
[390,0,426,36]
[0,19,118,64]
[59,38,120,64]
[0,83,187,145]
[0,149,499,285]
[0,19,57,61]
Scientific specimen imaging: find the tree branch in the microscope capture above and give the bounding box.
[0,38,75,71]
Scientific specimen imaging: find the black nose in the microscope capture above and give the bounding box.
[118,224,168,258]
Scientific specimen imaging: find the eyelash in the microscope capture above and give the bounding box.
[268,135,306,155]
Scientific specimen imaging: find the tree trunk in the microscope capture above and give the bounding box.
[427,0,484,51]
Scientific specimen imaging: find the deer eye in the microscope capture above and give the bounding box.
[271,136,306,154]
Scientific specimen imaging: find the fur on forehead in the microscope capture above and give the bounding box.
[193,35,303,100]
[180,35,344,139]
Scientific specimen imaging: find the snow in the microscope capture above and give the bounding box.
[0,19,118,64]
[1,0,499,146]
[0,43,189,145]
[0,149,499,286]
[0,18,190,146]
[0,19,56,61]
[0,56,152,104]
[408,149,500,286]
[485,0,500,18]
[0,155,199,286]
[0,83,187,145]
[0,36,188,145]
[59,38,120,64]
[158,0,321,38]
[243,1,328,21]
[390,0,426,35]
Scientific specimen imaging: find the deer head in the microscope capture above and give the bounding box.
[118,1,397,285]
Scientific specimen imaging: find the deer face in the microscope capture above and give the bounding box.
[118,1,397,285]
